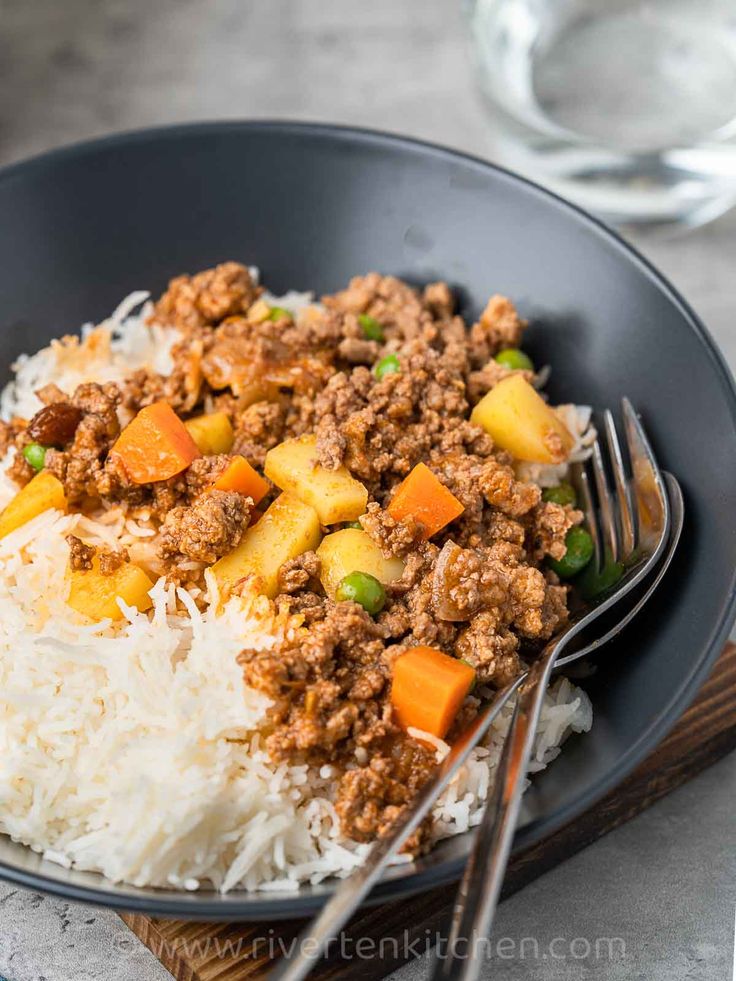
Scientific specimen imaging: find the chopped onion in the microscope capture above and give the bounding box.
[432,540,469,621]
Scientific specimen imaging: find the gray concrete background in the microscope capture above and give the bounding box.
[0,1,734,979]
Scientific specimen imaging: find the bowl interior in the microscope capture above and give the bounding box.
[0,122,734,918]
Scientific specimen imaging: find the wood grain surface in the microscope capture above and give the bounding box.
[121,642,736,981]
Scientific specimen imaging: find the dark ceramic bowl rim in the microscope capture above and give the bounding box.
[0,120,735,920]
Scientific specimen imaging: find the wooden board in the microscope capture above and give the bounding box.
[121,642,736,981]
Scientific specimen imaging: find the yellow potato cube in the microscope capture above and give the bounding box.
[0,471,67,539]
[212,492,321,598]
[264,434,368,525]
[470,375,574,464]
[317,528,405,599]
[184,412,235,455]
[67,556,154,621]
[247,298,272,324]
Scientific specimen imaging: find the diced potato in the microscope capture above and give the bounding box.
[184,412,234,455]
[212,492,321,597]
[0,471,67,539]
[470,375,574,464]
[264,434,368,525]
[317,529,405,599]
[67,556,154,621]
[247,298,272,324]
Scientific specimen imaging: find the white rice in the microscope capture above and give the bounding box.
[0,292,593,892]
[0,293,177,423]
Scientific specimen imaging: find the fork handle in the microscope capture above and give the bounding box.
[270,677,525,981]
[431,638,561,981]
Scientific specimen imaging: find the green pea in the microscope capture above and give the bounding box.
[542,482,577,508]
[335,571,386,615]
[345,521,363,530]
[578,557,625,601]
[267,306,292,322]
[548,526,594,579]
[494,348,534,372]
[358,313,384,342]
[22,442,47,472]
[374,353,400,380]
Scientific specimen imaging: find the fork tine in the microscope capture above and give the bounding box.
[604,410,635,556]
[571,460,602,573]
[591,438,619,562]
[621,398,669,552]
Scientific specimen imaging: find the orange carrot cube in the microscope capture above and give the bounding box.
[387,462,464,539]
[213,455,269,505]
[391,646,475,739]
[110,402,200,484]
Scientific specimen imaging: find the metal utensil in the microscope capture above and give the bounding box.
[432,399,674,981]
[559,471,682,668]
[272,401,677,981]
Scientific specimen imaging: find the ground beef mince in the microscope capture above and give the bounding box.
[334,742,436,851]
[455,615,523,687]
[478,456,541,518]
[0,418,24,457]
[159,489,251,564]
[45,382,122,504]
[152,261,261,332]
[97,546,130,576]
[378,543,461,650]
[312,344,490,489]
[240,602,394,763]
[422,281,455,319]
[65,535,129,577]
[359,502,425,559]
[2,265,585,853]
[323,272,446,346]
[66,535,96,571]
[232,401,287,468]
[525,502,580,562]
[277,551,321,595]
[469,294,527,366]
[466,359,533,403]
[6,448,35,487]
[120,339,208,415]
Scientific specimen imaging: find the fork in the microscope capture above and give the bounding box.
[271,400,676,981]
[430,398,672,981]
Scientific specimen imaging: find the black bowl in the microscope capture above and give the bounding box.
[0,122,734,919]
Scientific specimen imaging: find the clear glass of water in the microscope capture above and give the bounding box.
[466,0,736,228]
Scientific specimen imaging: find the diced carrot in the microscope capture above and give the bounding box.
[391,646,475,739]
[387,462,464,539]
[213,455,269,505]
[110,402,200,484]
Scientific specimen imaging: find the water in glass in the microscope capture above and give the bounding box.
[467,0,736,228]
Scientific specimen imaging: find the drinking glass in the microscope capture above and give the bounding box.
[466,0,736,228]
